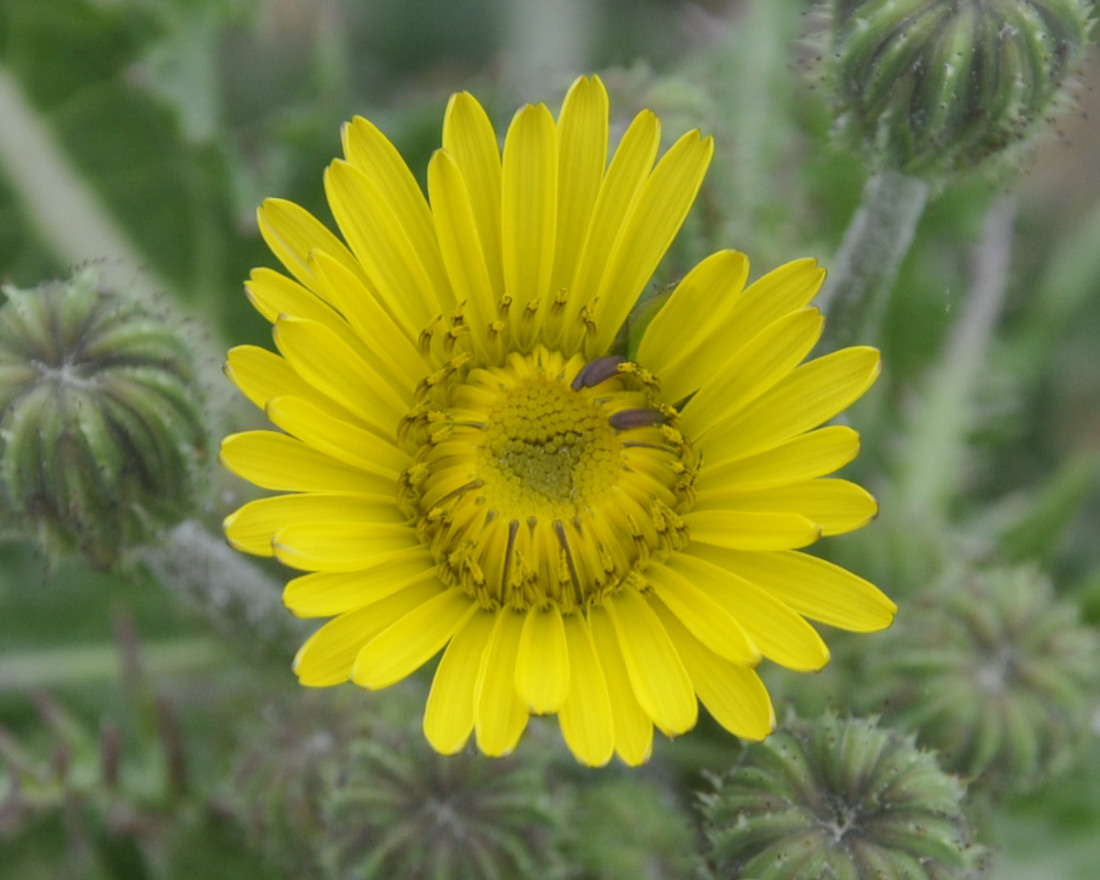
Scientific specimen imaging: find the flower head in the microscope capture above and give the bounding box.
[221,75,895,765]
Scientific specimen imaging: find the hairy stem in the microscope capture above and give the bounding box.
[817,170,930,349]
[139,520,309,660]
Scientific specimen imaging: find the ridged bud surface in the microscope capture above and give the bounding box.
[232,697,567,880]
[0,268,207,566]
[320,739,564,880]
[700,716,981,880]
[872,566,1098,793]
[826,0,1093,174]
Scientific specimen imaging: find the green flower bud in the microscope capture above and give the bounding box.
[231,691,568,880]
[229,691,353,875]
[870,565,1099,793]
[0,267,207,567]
[699,716,983,880]
[824,0,1094,175]
[321,738,565,880]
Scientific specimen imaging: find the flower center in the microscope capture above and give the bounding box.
[479,377,618,516]
[398,346,698,612]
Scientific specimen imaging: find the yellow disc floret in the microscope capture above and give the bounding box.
[398,346,697,613]
[479,373,619,518]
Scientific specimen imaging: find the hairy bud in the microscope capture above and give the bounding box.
[823,0,1094,175]
[871,565,1099,793]
[699,715,983,880]
[0,267,207,566]
[231,693,568,880]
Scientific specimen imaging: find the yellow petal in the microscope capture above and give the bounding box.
[220,431,395,495]
[674,551,830,672]
[225,491,404,556]
[474,609,529,756]
[587,603,653,766]
[502,103,557,334]
[442,91,504,303]
[557,612,614,767]
[682,509,821,551]
[650,598,774,740]
[293,576,443,686]
[727,257,826,344]
[225,345,328,414]
[266,395,408,475]
[695,479,879,537]
[256,198,366,294]
[282,548,437,617]
[692,547,897,632]
[324,159,442,333]
[681,307,825,441]
[604,587,697,736]
[645,561,760,665]
[699,425,861,491]
[635,250,749,402]
[424,609,498,754]
[245,268,355,348]
[341,114,453,309]
[308,249,427,391]
[428,149,498,354]
[272,520,420,572]
[702,346,881,465]
[514,602,569,713]
[273,315,405,439]
[588,129,714,358]
[562,110,659,351]
[550,76,608,306]
[352,588,477,689]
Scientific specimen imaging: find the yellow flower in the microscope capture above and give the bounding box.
[221,75,896,766]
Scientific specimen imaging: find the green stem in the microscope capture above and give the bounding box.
[139,520,309,660]
[899,196,1016,519]
[0,639,221,691]
[506,0,593,101]
[710,0,799,258]
[817,170,930,349]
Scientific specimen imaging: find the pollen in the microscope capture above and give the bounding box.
[398,345,698,612]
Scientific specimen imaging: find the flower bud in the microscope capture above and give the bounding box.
[231,692,568,880]
[321,738,564,880]
[871,565,1099,793]
[0,267,207,566]
[824,0,1093,175]
[699,716,983,880]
